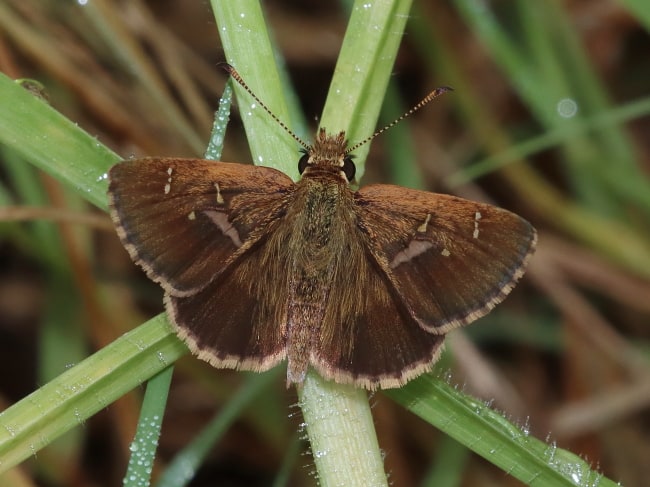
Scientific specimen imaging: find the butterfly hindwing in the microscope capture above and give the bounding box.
[165,238,289,373]
[309,239,446,389]
[355,184,537,334]
[108,158,294,297]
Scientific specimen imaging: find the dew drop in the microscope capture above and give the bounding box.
[557,98,578,118]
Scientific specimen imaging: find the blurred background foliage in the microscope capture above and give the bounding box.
[0,0,649,486]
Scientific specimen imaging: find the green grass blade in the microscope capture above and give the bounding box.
[123,367,174,487]
[0,73,118,210]
[204,81,234,161]
[0,316,186,473]
[387,376,618,487]
[209,0,300,179]
[320,0,413,179]
[380,82,423,189]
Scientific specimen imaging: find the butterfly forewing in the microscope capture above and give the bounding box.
[108,158,294,296]
[355,185,537,334]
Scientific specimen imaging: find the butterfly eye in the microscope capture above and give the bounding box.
[342,156,356,182]
[298,154,310,174]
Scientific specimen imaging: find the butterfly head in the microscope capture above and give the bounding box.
[298,128,356,183]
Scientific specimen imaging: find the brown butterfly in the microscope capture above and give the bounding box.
[108,66,536,390]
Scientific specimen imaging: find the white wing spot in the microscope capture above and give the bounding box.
[441,248,451,257]
[188,211,196,220]
[390,240,434,268]
[164,167,173,194]
[215,183,225,204]
[204,210,242,247]
[473,211,482,239]
[417,213,432,233]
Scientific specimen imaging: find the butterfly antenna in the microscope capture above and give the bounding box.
[345,86,454,155]
[220,63,311,151]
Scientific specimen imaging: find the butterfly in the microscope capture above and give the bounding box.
[108,67,536,390]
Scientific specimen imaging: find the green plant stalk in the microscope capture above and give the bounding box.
[210,0,299,179]
[204,81,234,161]
[319,0,414,179]
[298,371,386,487]
[123,367,174,487]
[0,316,186,472]
[379,82,423,190]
